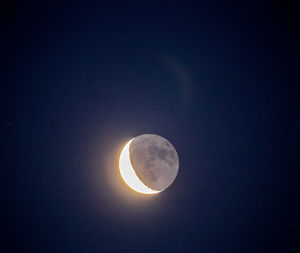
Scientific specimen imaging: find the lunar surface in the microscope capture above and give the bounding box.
[119,134,179,194]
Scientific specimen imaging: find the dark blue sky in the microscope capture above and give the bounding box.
[3,1,299,252]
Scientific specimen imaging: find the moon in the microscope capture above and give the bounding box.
[119,134,179,194]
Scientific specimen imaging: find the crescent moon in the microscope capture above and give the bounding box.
[119,139,161,194]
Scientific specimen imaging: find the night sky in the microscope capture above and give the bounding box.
[3,1,299,252]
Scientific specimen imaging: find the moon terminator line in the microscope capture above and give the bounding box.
[119,134,179,194]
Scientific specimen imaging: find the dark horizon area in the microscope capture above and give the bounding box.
[2,1,299,252]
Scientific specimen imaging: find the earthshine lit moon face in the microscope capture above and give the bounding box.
[119,134,179,194]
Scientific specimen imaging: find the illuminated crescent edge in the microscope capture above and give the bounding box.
[119,139,161,194]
